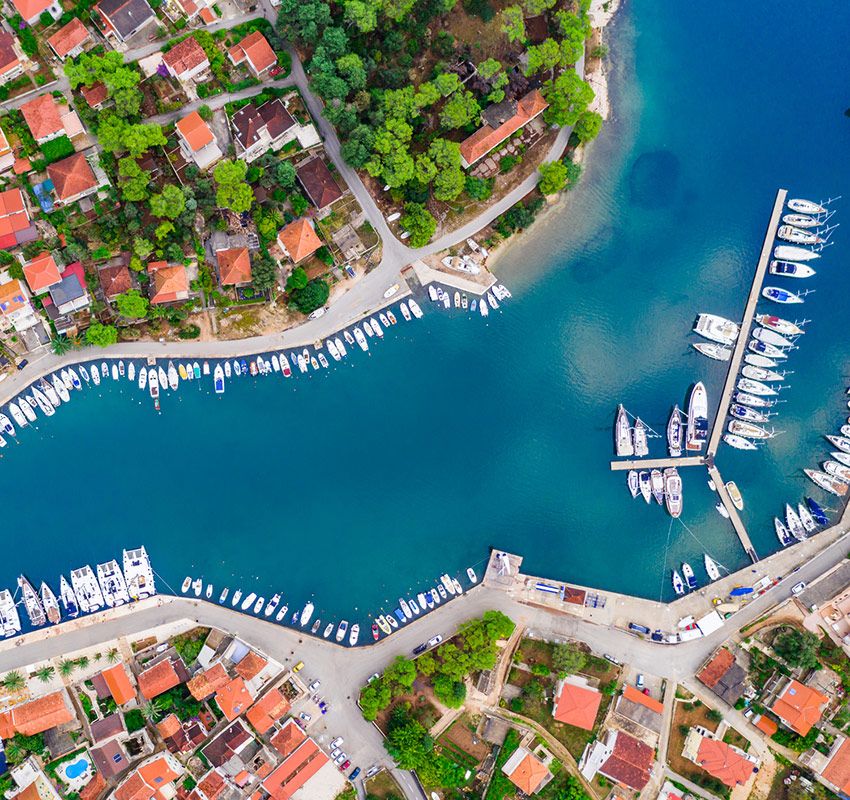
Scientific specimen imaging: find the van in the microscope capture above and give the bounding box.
[628,622,651,635]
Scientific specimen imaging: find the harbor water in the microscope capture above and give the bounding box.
[3,0,850,628]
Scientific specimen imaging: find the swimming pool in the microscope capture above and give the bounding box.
[61,756,92,783]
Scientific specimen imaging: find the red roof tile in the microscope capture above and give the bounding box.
[47,18,90,58]
[216,247,251,286]
[552,682,602,730]
[228,31,275,74]
[157,714,182,739]
[20,93,64,140]
[23,251,62,292]
[245,689,290,734]
[262,740,328,800]
[188,663,230,701]
[0,32,22,77]
[504,751,550,794]
[47,153,98,203]
[102,664,136,705]
[81,82,108,108]
[11,0,54,22]
[824,738,850,794]
[163,36,208,77]
[80,772,107,800]
[698,648,735,689]
[99,263,132,299]
[277,218,322,263]
[600,731,654,791]
[622,685,664,714]
[215,677,253,721]
[771,679,828,736]
[197,771,226,800]
[270,719,306,758]
[138,659,182,700]
[695,737,755,788]
[753,714,778,736]
[3,691,74,736]
[148,263,189,305]
[176,111,214,151]
[234,651,267,681]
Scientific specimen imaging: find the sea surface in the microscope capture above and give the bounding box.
[4,0,850,631]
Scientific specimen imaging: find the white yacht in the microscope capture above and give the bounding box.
[71,566,105,612]
[300,602,315,626]
[0,590,21,637]
[686,382,708,451]
[97,560,131,607]
[123,546,156,599]
[693,314,738,345]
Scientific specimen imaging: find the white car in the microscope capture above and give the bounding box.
[334,754,346,766]
[330,737,344,749]
[791,581,807,596]
[308,680,321,691]
[308,307,327,319]
[299,712,312,723]
[428,635,443,647]
[331,748,342,759]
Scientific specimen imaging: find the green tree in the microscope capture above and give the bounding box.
[538,160,569,194]
[383,657,417,696]
[133,237,154,260]
[359,679,392,721]
[115,289,149,319]
[413,154,437,185]
[149,184,186,219]
[525,38,562,76]
[106,648,119,663]
[113,87,141,118]
[197,104,213,122]
[433,72,461,97]
[140,699,164,722]
[341,125,375,168]
[285,266,308,292]
[774,628,820,670]
[439,90,480,129]
[58,659,77,677]
[35,665,55,683]
[96,114,128,153]
[544,71,595,127]
[523,0,556,13]
[336,53,367,92]
[400,203,436,247]
[552,643,586,677]
[433,674,466,708]
[118,157,151,202]
[385,710,433,770]
[290,278,329,314]
[2,671,25,691]
[275,160,297,189]
[86,323,118,347]
[465,176,493,201]
[574,110,602,143]
[433,167,465,201]
[50,335,72,355]
[414,81,441,108]
[500,5,526,43]
[382,0,416,22]
[154,221,174,241]
[214,159,254,213]
[344,0,378,32]
[477,57,501,79]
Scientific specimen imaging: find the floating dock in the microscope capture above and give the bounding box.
[706,188,788,457]
[609,455,704,472]
[708,464,758,562]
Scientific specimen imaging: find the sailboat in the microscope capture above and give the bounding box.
[667,406,683,457]
[692,342,731,361]
[785,504,806,541]
[805,469,847,497]
[797,503,817,534]
[59,576,79,618]
[806,497,829,526]
[615,404,634,457]
[787,198,826,215]
[627,470,639,498]
[671,570,684,596]
[632,418,649,457]
[704,555,720,581]
[18,576,46,626]
[638,471,651,503]
[650,470,664,504]
[682,562,697,591]
[40,583,61,624]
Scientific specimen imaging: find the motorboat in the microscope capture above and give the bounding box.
[240,592,256,610]
[615,404,634,457]
[650,469,664,504]
[297,354,307,373]
[686,382,708,452]
[17,399,36,423]
[91,367,100,386]
[265,593,281,617]
[425,591,435,608]
[223,361,231,379]
[805,469,848,497]
[97,561,130,606]
[667,406,683,457]
[409,598,420,615]
[824,461,850,483]
[627,470,639,498]
[193,362,201,379]
[318,353,329,369]
[68,369,82,390]
[785,504,806,540]
[704,555,720,581]
[797,503,817,534]
[59,575,78,618]
[327,340,341,361]
[671,570,684,596]
[158,365,168,388]
[271,355,280,372]
[452,577,463,595]
[467,567,478,584]
[693,313,738,345]
[715,502,730,518]
[323,622,334,637]
[775,518,794,547]
[664,468,682,518]
[281,354,292,376]
[783,213,820,228]
[428,285,438,302]
[335,620,349,642]
[178,363,188,381]
[111,363,118,381]
[692,342,731,361]
[181,577,191,593]
[826,435,850,454]
[349,624,360,646]
[408,299,423,318]
[167,362,179,390]
[334,338,347,357]
[417,592,427,610]
[762,286,805,304]
[219,587,229,603]
[833,451,850,468]
[723,433,758,451]
[149,369,159,399]
[8,402,27,429]
[400,302,412,321]
[372,318,384,337]
[745,354,778,369]
[728,420,773,439]
[632,417,649,457]
[377,616,392,635]
[40,582,61,624]
[0,590,21,637]
[725,482,743,510]
[399,597,412,619]
[742,365,784,382]
[139,368,147,391]
[480,298,489,318]
[101,362,108,377]
[310,356,319,371]
[231,590,242,607]
[638,470,651,503]
[806,497,829,526]
[123,546,156,599]
[311,619,323,635]
[442,575,456,596]
[300,602,314,626]
[769,261,815,279]
[0,413,14,437]
[214,364,225,394]
[79,365,90,383]
[254,596,265,614]
[787,198,826,215]
[453,291,461,308]
[730,404,769,423]
[276,604,289,622]
[778,225,823,245]
[52,375,69,403]
[487,292,499,310]
[749,339,788,359]
[774,245,819,261]
[682,562,697,591]
[354,327,369,351]
[737,378,776,396]
[755,315,805,337]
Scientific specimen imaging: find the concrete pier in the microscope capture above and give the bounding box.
[706,188,788,457]
[610,456,704,472]
[708,464,759,562]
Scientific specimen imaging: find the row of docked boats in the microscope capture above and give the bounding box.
[180,567,479,646]
[427,282,511,317]
[0,547,155,638]
[626,467,683,517]
[671,555,723,595]
[773,498,829,547]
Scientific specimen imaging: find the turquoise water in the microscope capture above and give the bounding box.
[62,758,90,780]
[4,1,850,628]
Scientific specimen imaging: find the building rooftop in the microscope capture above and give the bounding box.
[824,737,850,795]
[270,719,306,759]
[148,262,189,305]
[23,252,62,293]
[0,187,35,249]
[101,663,136,705]
[216,677,253,721]
[80,82,108,108]
[20,94,65,141]
[245,689,290,734]
[600,731,654,791]
[163,36,208,76]
[697,648,746,705]
[277,218,322,263]
[10,0,53,22]
[90,740,128,780]
[0,32,22,77]
[502,747,551,795]
[99,263,132,299]
[296,159,342,210]
[79,771,107,800]
[262,740,328,800]
[694,736,755,788]
[47,18,90,58]
[176,111,214,151]
[228,31,276,74]
[0,691,74,738]
[216,248,252,286]
[189,663,231,700]
[90,713,125,743]
[231,100,294,149]
[203,721,252,767]
[772,679,828,736]
[47,153,98,202]
[138,657,184,699]
[96,0,155,39]
[552,681,602,730]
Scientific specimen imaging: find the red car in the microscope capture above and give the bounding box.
[342,760,350,770]
[269,66,283,77]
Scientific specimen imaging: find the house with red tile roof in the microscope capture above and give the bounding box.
[245,689,290,734]
[820,735,850,796]
[459,89,548,168]
[501,747,552,795]
[47,19,92,60]
[215,247,252,287]
[98,261,132,300]
[227,31,276,78]
[234,651,268,682]
[114,754,183,800]
[552,679,602,731]
[162,36,210,82]
[771,678,829,736]
[22,252,62,296]
[752,713,778,736]
[79,771,107,800]
[262,739,344,800]
[0,188,37,249]
[168,0,216,23]
[202,721,254,768]
[20,94,67,143]
[215,677,254,721]
[100,663,136,705]
[0,691,75,738]
[188,663,231,701]
[11,0,61,26]
[0,31,30,85]
[579,730,654,792]
[47,152,104,206]
[683,729,758,788]
[0,128,14,174]
[137,656,186,699]
[148,261,190,305]
[697,647,746,705]
[612,685,664,743]
[276,219,322,264]
[195,770,229,800]
[296,159,342,211]
[45,260,90,318]
[270,719,306,758]
[80,82,109,110]
[176,112,222,169]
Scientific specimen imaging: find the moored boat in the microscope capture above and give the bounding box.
[667,406,683,457]
[40,582,61,624]
[725,481,743,510]
[723,433,758,451]
[782,213,821,228]
[324,622,334,637]
[686,382,708,452]
[59,576,78,618]
[664,468,682,518]
[18,575,46,626]
[737,378,776,396]
[123,546,156,599]
[349,623,360,646]
[214,364,225,394]
[787,198,826,215]
[730,404,769,423]
[693,314,738,345]
[632,417,649,457]
[638,470,651,503]
[742,365,784,382]
[805,469,848,496]
[775,517,793,546]
[797,503,817,534]
[769,261,816,279]
[71,566,105,612]
[408,299,423,318]
[744,353,778,369]
[682,562,697,590]
[762,286,805,304]
[704,555,720,581]
[692,342,731,361]
[826,435,850,454]
[97,560,130,607]
[615,404,634,457]
[627,470,639,498]
[354,327,369,351]
[728,419,773,439]
[806,497,829,526]
[650,469,664,504]
[785,503,806,541]
[300,602,315,626]
[0,590,21,637]
[823,460,850,483]
[774,244,819,261]
[672,569,684,596]
[335,620,349,642]
[777,224,823,245]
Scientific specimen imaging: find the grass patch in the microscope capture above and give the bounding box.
[170,627,209,665]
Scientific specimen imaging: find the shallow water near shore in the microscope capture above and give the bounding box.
[4,0,850,629]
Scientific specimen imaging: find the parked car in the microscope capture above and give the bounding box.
[299,712,311,723]
[628,622,651,635]
[16,359,28,370]
[308,680,321,691]
[342,760,350,770]
[269,66,283,77]
[367,673,379,684]
[791,581,807,596]
[412,643,428,655]
[331,749,342,759]
[334,754,346,766]
[427,635,443,647]
[603,653,621,665]
[636,674,645,689]
[308,307,327,319]
[330,737,344,749]
[349,767,361,780]
[293,661,304,672]
[365,766,380,778]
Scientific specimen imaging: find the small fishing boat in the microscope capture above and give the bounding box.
[425,591,435,608]
[233,360,241,376]
[250,360,259,376]
[240,359,248,375]
[467,567,478,583]
[786,503,806,540]
[692,342,731,361]
[59,576,78,618]
[276,604,288,622]
[203,362,210,376]
[231,590,242,607]
[178,364,188,381]
[377,616,391,635]
[193,362,201,379]
[704,555,720,581]
[638,470,651,503]
[349,624,360,646]
[632,417,649,457]
[745,353,778,369]
[453,291,460,308]
[730,404,769,423]
[206,584,213,599]
[400,302,412,321]
[725,481,743,510]
[672,570,684,596]
[379,312,390,330]
[737,378,777,396]
[318,353,329,369]
[769,261,816,278]
[805,469,848,496]
[101,362,108,377]
[480,299,489,318]
[310,356,319,370]
[728,420,773,439]
[297,354,307,373]
[409,598,420,615]
[627,470,639,498]
[181,577,191,593]
[335,620,349,642]
[408,299,423,318]
[0,413,14,437]
[686,382,708,452]
[826,435,850,454]
[254,596,265,614]
[40,582,61,624]
[363,320,374,337]
[716,502,730,518]
[777,225,823,245]
[664,468,682,518]
[742,365,784,382]
[724,433,758,451]
[310,619,321,635]
[667,406,683,459]
[324,622,334,637]
[354,327,369,351]
[111,363,118,381]
[693,313,739,345]
[214,364,225,394]
[774,244,819,261]
[191,578,202,597]
[281,354,292,376]
[806,497,829,526]
[775,518,794,547]
[762,286,806,304]
[399,597,411,619]
[224,361,232,379]
[487,292,499,310]
[615,404,634,457]
[300,602,314,626]
[335,338,347,357]
[241,592,256,610]
[428,285,438,302]
[461,294,468,310]
[265,593,281,617]
[650,469,664,504]
[219,588,229,603]
[797,503,817,534]
[327,340,341,361]
[682,562,697,590]
[442,293,450,309]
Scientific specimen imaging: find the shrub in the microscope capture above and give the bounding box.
[177,324,200,339]
[40,135,75,164]
[499,154,519,173]
[124,710,145,733]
